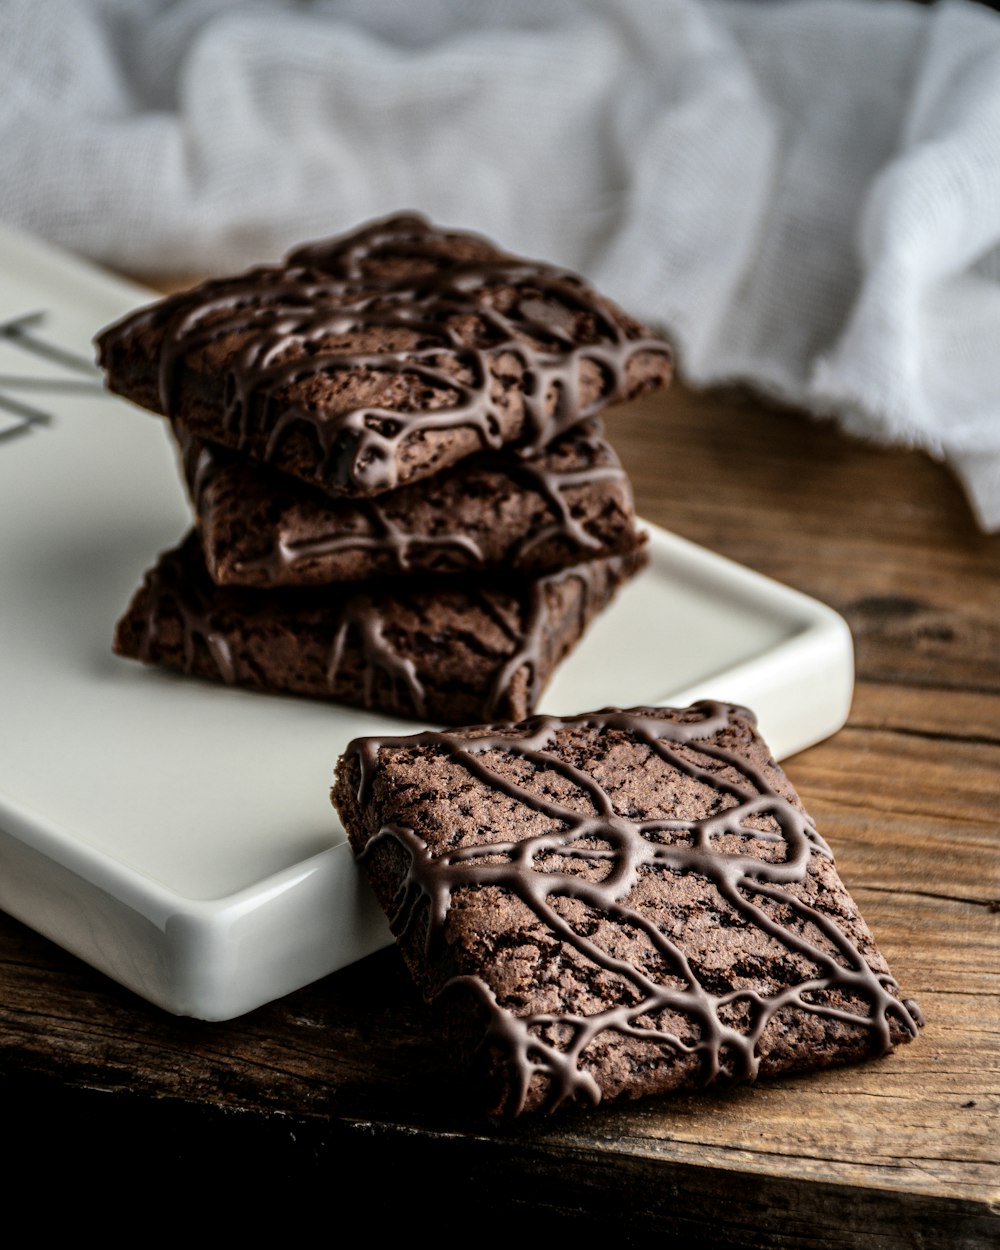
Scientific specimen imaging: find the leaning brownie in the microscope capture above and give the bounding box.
[175,418,644,587]
[114,532,645,723]
[333,703,922,1115]
[96,213,671,499]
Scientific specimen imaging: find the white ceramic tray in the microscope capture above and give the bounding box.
[0,225,853,1020]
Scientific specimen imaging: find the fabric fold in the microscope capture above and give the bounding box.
[2,0,997,527]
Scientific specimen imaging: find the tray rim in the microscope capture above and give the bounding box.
[0,224,853,1020]
[0,521,852,1020]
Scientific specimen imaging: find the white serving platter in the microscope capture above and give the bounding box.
[0,225,853,1020]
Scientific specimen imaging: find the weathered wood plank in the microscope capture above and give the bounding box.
[849,682,1000,744]
[614,387,1000,693]
[2,375,997,1245]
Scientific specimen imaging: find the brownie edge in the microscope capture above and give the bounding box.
[113,533,645,724]
[333,703,923,1115]
[176,417,645,587]
[97,213,672,500]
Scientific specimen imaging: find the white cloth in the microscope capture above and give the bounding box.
[3,0,999,528]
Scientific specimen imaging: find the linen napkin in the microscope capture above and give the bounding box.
[2,0,998,528]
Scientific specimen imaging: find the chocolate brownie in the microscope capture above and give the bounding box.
[97,214,672,499]
[113,533,645,723]
[333,703,922,1115]
[175,418,644,587]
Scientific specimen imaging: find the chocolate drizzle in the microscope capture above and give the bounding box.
[325,590,427,718]
[99,214,671,497]
[127,534,237,685]
[113,533,642,723]
[342,704,923,1114]
[178,419,637,586]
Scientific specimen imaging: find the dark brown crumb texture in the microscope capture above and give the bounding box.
[96,213,672,499]
[333,703,922,1115]
[175,417,644,587]
[113,532,645,724]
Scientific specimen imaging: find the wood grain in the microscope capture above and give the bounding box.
[2,379,997,1246]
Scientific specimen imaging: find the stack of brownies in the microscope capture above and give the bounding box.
[97,214,672,724]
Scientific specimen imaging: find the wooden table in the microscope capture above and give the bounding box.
[1,381,996,1245]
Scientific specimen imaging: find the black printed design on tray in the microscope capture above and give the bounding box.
[0,312,103,442]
